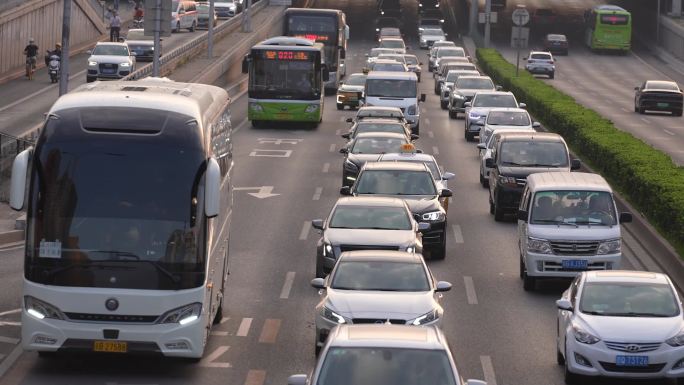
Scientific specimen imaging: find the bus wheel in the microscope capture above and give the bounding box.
[251,120,262,128]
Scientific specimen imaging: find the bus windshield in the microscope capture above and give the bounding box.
[250,51,320,99]
[286,14,338,66]
[366,79,416,98]
[25,108,207,290]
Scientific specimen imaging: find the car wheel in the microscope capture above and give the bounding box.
[519,255,525,279]
[315,260,326,278]
[674,110,683,117]
[417,74,421,82]
[336,104,344,110]
[440,101,447,110]
[479,171,488,187]
[466,132,475,142]
[634,102,638,112]
[489,197,495,215]
[523,269,536,291]
[549,72,554,79]
[493,197,504,221]
[449,110,457,119]
[564,349,579,384]
[431,234,447,260]
[212,297,224,325]
[434,86,439,95]
[175,22,180,32]
[189,21,196,32]
[557,345,565,365]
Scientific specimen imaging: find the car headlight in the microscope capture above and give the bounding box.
[597,239,621,255]
[573,324,600,344]
[249,103,263,112]
[407,104,417,115]
[321,307,347,324]
[323,243,333,257]
[305,104,319,113]
[25,296,65,320]
[420,39,426,43]
[158,303,202,325]
[120,62,131,67]
[469,112,484,120]
[410,309,439,325]
[88,61,98,66]
[421,211,445,221]
[453,93,463,99]
[666,330,684,347]
[406,246,415,253]
[527,237,553,254]
[344,159,359,171]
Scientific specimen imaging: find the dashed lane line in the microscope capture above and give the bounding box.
[244,370,267,385]
[0,337,19,345]
[464,276,478,305]
[312,187,323,201]
[200,346,232,368]
[480,356,497,385]
[0,345,23,378]
[664,129,676,136]
[432,146,439,155]
[211,331,229,336]
[329,144,336,152]
[237,318,253,337]
[322,163,330,173]
[299,221,311,241]
[428,131,434,138]
[258,319,281,344]
[640,117,650,124]
[0,309,20,317]
[451,225,464,244]
[280,272,296,299]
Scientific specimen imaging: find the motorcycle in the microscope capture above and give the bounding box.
[47,53,60,83]
[131,17,144,29]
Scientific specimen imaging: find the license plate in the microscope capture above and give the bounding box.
[657,102,669,108]
[562,259,588,269]
[93,340,128,353]
[102,69,116,74]
[616,355,649,367]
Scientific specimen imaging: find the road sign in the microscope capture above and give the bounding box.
[478,12,498,24]
[144,0,171,37]
[511,8,529,26]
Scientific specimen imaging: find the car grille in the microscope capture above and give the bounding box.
[549,240,599,256]
[64,312,159,324]
[542,261,607,272]
[99,63,118,74]
[604,341,661,353]
[599,362,666,373]
[352,318,406,324]
[339,245,400,253]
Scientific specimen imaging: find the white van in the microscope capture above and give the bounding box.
[171,0,199,32]
[517,172,632,291]
[364,71,426,134]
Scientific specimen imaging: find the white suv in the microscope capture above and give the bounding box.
[86,42,136,82]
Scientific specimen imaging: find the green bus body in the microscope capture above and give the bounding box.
[584,5,631,52]
[245,37,326,126]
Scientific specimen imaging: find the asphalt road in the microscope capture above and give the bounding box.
[0,0,680,384]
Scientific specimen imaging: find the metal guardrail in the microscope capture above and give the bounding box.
[122,0,269,81]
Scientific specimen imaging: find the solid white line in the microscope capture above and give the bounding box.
[200,346,232,368]
[280,272,296,299]
[0,336,19,345]
[664,129,676,136]
[480,355,497,385]
[237,318,253,337]
[322,163,330,173]
[432,146,439,155]
[335,128,341,135]
[451,225,464,244]
[464,276,478,305]
[428,131,435,138]
[312,187,323,201]
[0,309,21,317]
[640,117,650,124]
[210,331,229,336]
[425,118,431,125]
[299,221,311,241]
[0,344,23,378]
[329,144,336,152]
[233,118,249,134]
[620,107,629,113]
[0,69,88,114]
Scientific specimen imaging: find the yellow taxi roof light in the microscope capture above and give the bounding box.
[400,143,416,153]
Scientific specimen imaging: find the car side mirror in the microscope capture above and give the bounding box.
[417,222,431,231]
[204,158,221,218]
[571,158,581,170]
[441,172,455,180]
[130,51,137,56]
[86,50,92,55]
[310,278,325,289]
[419,62,423,65]
[439,189,452,198]
[519,102,527,109]
[365,53,370,57]
[410,134,419,141]
[517,209,528,222]
[339,147,349,154]
[288,374,308,385]
[532,122,541,128]
[341,133,351,139]
[435,281,452,292]
[416,149,423,153]
[420,93,426,102]
[464,101,472,107]
[619,212,633,223]
[556,298,573,311]
[9,148,32,211]
[634,86,639,91]
[485,158,494,168]
[311,219,324,230]
[476,143,486,150]
[346,117,353,123]
[465,380,487,385]
[495,85,502,91]
[340,186,352,196]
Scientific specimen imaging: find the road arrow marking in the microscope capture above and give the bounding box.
[233,186,280,199]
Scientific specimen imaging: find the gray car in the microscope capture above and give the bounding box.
[438,69,480,109]
[447,76,498,118]
[312,196,428,277]
[124,29,159,62]
[311,250,451,354]
[464,91,525,141]
[419,28,446,49]
[86,42,136,82]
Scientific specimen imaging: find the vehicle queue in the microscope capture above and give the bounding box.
[296,7,684,385]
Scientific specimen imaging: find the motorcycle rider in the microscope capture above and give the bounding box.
[23,38,38,78]
[45,43,62,67]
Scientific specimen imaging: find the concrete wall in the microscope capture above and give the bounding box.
[0,0,106,79]
[660,16,684,61]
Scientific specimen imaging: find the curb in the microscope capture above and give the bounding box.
[0,230,24,246]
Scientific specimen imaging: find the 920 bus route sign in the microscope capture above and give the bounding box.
[264,51,310,60]
[294,34,330,42]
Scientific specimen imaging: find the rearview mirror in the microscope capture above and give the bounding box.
[441,172,455,180]
[311,219,324,230]
[341,133,350,139]
[485,158,494,168]
[346,117,353,123]
[519,102,527,108]
[439,189,453,198]
[288,375,308,385]
[634,86,639,91]
[476,143,486,150]
[9,148,32,211]
[311,278,325,289]
[571,158,581,170]
[619,212,633,223]
[86,50,92,55]
[420,93,426,102]
[204,158,221,218]
[532,122,541,128]
[523,57,528,60]
[417,222,431,231]
[464,101,472,108]
[495,85,502,91]
[556,298,573,311]
[435,281,452,292]
[517,209,528,221]
[340,186,352,195]
[410,134,419,141]
[339,147,349,154]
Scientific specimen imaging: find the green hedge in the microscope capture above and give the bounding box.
[476,48,684,257]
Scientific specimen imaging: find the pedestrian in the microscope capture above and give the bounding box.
[109,10,122,41]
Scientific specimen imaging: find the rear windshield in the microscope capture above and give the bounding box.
[487,111,530,126]
[530,53,552,60]
[473,94,517,107]
[645,81,680,91]
[456,77,494,89]
[437,48,465,57]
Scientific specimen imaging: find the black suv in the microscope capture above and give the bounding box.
[486,132,580,221]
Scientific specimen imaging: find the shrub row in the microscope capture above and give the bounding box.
[476,48,684,256]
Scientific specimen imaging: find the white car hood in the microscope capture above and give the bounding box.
[89,54,133,64]
[326,289,436,319]
[527,224,620,241]
[578,313,682,342]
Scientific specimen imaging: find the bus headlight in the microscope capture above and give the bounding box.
[25,296,65,320]
[158,303,202,325]
[249,103,263,112]
[305,104,319,113]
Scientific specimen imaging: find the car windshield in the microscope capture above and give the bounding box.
[366,79,416,98]
[331,261,430,291]
[373,63,405,72]
[646,81,680,91]
[197,4,210,12]
[487,111,530,126]
[433,42,455,48]
[530,53,552,60]
[499,141,569,167]
[437,48,464,58]
[422,29,444,36]
[351,137,408,154]
[579,282,679,317]
[125,30,152,40]
[317,348,457,385]
[344,74,367,86]
[380,40,405,49]
[456,78,493,89]
[445,71,476,82]
[355,123,406,136]
[356,170,437,195]
[329,206,412,230]
[530,191,617,225]
[93,45,129,56]
[370,49,393,57]
[472,94,517,107]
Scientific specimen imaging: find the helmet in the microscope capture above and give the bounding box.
[29,38,35,43]
[56,43,62,48]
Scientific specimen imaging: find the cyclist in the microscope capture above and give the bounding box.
[23,38,38,78]
[109,10,122,41]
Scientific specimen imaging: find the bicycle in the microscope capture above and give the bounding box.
[110,27,121,42]
[25,56,36,80]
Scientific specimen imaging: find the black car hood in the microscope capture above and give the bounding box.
[355,193,441,214]
[347,154,384,167]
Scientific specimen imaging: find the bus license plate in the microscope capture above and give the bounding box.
[616,355,649,367]
[93,340,128,353]
[562,259,588,270]
[657,102,669,108]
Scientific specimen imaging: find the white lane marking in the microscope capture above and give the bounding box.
[0,336,20,345]
[432,146,440,155]
[312,187,323,201]
[233,118,249,134]
[220,317,230,324]
[640,117,650,124]
[451,225,464,244]
[0,69,88,114]
[280,272,296,299]
[0,243,25,252]
[0,344,22,378]
[322,163,330,173]
[244,370,267,385]
[335,128,341,135]
[664,129,676,136]
[425,118,431,125]
[210,331,229,336]
[237,318,253,337]
[200,346,232,368]
[249,149,292,158]
[428,131,435,138]
[258,319,281,343]
[0,321,21,326]
[299,221,311,241]
[329,144,336,152]
[464,276,478,305]
[620,107,629,113]
[480,355,497,385]
[0,309,21,317]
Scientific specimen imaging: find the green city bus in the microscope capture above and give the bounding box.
[242,37,329,128]
[584,5,631,52]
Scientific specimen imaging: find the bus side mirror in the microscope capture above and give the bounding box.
[241,55,250,74]
[345,25,350,40]
[10,148,32,211]
[322,65,330,82]
[205,158,221,218]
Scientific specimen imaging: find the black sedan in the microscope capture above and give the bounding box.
[634,80,683,117]
[340,132,410,187]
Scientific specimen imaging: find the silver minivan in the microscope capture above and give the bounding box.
[364,71,426,134]
[517,172,632,291]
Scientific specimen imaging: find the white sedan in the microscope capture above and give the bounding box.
[556,270,684,384]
